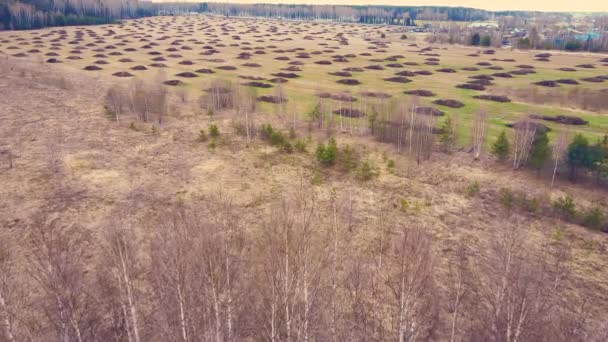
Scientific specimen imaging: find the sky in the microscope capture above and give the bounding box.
[152,0,607,13]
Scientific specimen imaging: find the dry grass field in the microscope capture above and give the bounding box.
[0,14,608,341]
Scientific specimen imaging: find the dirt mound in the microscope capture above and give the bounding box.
[337,79,361,85]
[119,58,134,63]
[469,74,494,80]
[510,69,536,75]
[365,65,384,70]
[457,83,485,91]
[383,77,412,83]
[437,68,456,73]
[178,60,194,65]
[46,58,61,63]
[473,95,511,102]
[404,89,436,97]
[67,56,82,60]
[282,66,302,72]
[488,66,504,70]
[416,107,445,116]
[576,64,595,69]
[414,70,433,75]
[272,72,299,79]
[476,62,491,66]
[331,93,357,102]
[531,115,588,126]
[506,120,550,133]
[558,67,577,72]
[581,77,605,83]
[239,76,266,81]
[83,65,102,71]
[492,73,513,78]
[535,58,550,62]
[433,99,465,108]
[315,60,332,65]
[535,53,552,58]
[112,71,134,77]
[275,56,290,61]
[217,65,237,71]
[462,67,479,71]
[242,63,261,67]
[329,71,352,77]
[343,67,364,72]
[195,68,215,74]
[269,78,288,84]
[386,63,403,68]
[163,80,185,86]
[243,81,272,88]
[534,80,559,87]
[257,95,287,104]
[151,57,166,62]
[289,61,304,65]
[131,65,148,71]
[175,72,198,78]
[149,63,167,68]
[555,79,579,85]
[394,70,416,77]
[516,64,535,69]
[361,91,392,98]
[333,108,365,117]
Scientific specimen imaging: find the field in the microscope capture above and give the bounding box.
[1,15,608,341]
[1,15,607,144]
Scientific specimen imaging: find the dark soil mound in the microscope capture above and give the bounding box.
[274,56,290,61]
[119,58,134,63]
[457,83,485,91]
[131,65,148,71]
[113,71,134,77]
[67,56,82,60]
[333,108,365,118]
[506,120,550,133]
[416,107,444,116]
[337,79,361,85]
[531,114,587,125]
[331,93,357,102]
[149,63,167,68]
[329,71,352,77]
[394,70,416,77]
[46,58,61,63]
[404,89,436,97]
[282,66,302,72]
[257,95,287,104]
[558,67,577,72]
[94,60,109,65]
[534,80,559,87]
[242,63,261,67]
[555,79,579,85]
[195,68,215,74]
[343,67,364,72]
[178,60,194,65]
[414,70,433,76]
[163,80,184,86]
[272,72,299,79]
[488,66,504,70]
[492,73,513,78]
[217,65,237,70]
[315,60,332,65]
[433,99,465,108]
[175,72,198,78]
[151,57,166,62]
[516,64,535,69]
[535,53,552,58]
[473,95,511,102]
[269,78,288,84]
[243,81,272,88]
[462,67,479,71]
[316,92,331,98]
[469,74,494,80]
[365,65,384,70]
[576,64,595,69]
[383,76,412,83]
[386,63,403,68]
[476,62,492,66]
[83,65,102,71]
[289,61,304,65]
[535,58,550,62]
[361,91,392,98]
[581,77,605,83]
[510,69,536,75]
[437,68,456,73]
[404,62,419,66]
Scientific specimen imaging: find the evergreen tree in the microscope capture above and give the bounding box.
[471,33,481,46]
[567,134,594,180]
[438,115,456,152]
[529,130,550,174]
[492,130,510,161]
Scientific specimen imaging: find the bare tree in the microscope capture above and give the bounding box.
[551,128,569,187]
[471,109,488,160]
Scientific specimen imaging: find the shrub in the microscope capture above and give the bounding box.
[499,188,515,209]
[311,170,324,185]
[316,138,338,167]
[269,131,286,146]
[380,33,386,38]
[517,194,539,213]
[207,107,215,116]
[282,141,293,154]
[400,34,407,40]
[465,181,480,198]
[386,159,395,169]
[553,195,577,219]
[492,130,510,161]
[340,145,359,173]
[355,160,378,181]
[260,124,274,141]
[582,207,605,230]
[294,139,307,152]
[208,124,220,138]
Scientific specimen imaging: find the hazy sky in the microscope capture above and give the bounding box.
[156,0,607,13]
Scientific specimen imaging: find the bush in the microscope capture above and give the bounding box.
[517,193,539,213]
[208,124,220,138]
[316,138,338,167]
[492,130,510,161]
[582,207,605,230]
[553,195,577,219]
[355,160,378,181]
[340,145,360,173]
[269,131,286,146]
[400,34,407,40]
[294,139,307,152]
[465,181,480,198]
[260,124,274,141]
[499,188,515,209]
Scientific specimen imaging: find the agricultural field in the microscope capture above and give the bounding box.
[1,14,608,341]
[1,15,607,143]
